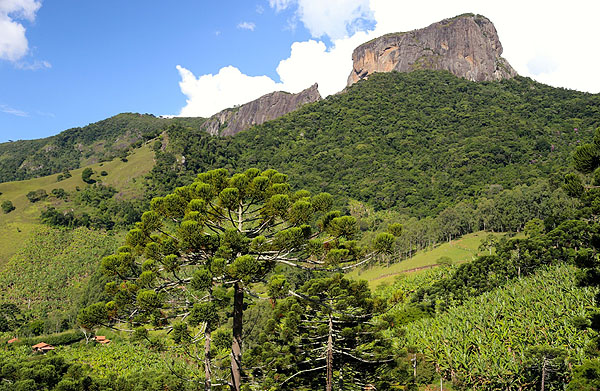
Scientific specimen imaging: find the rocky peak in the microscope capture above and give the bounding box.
[203,83,321,137]
[347,14,516,86]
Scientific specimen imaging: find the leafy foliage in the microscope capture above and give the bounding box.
[41,184,145,230]
[568,359,600,390]
[405,264,594,390]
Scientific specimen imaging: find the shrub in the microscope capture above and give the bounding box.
[51,188,67,199]
[26,189,48,203]
[82,167,95,184]
[1,200,15,214]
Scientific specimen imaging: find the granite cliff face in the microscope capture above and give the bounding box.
[203,84,321,136]
[347,14,517,86]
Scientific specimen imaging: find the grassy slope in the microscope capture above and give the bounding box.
[0,144,154,264]
[347,231,506,288]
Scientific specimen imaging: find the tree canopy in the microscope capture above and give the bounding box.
[87,168,391,390]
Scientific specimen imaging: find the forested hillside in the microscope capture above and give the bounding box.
[151,71,600,216]
[0,113,206,183]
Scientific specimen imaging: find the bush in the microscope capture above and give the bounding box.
[568,359,600,390]
[57,169,72,182]
[26,189,48,203]
[436,256,453,266]
[14,330,84,347]
[1,200,15,214]
[34,330,84,346]
[100,170,108,176]
[81,168,95,184]
[51,188,67,199]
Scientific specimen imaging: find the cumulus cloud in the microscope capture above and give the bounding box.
[276,31,371,95]
[177,65,284,117]
[177,0,600,117]
[237,21,256,31]
[270,0,373,39]
[0,0,41,62]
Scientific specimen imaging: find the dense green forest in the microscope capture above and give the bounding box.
[0,70,599,390]
[149,71,599,216]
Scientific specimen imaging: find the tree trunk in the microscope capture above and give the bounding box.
[231,281,244,391]
[326,312,333,391]
[204,326,212,391]
[541,356,547,391]
[231,204,244,391]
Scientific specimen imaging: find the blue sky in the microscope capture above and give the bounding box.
[0,1,314,142]
[1,0,599,143]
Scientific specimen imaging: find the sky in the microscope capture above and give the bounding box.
[1,0,599,143]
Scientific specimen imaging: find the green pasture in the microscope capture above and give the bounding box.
[0,144,154,264]
[348,231,506,288]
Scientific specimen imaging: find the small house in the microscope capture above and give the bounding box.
[7,337,18,344]
[93,335,111,344]
[32,342,55,353]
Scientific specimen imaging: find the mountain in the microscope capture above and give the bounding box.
[153,70,599,216]
[347,13,516,86]
[200,83,321,136]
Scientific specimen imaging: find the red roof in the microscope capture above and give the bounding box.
[32,342,50,349]
[7,338,18,344]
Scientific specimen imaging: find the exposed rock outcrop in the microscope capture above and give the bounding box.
[347,14,517,86]
[203,84,321,136]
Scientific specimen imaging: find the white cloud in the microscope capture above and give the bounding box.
[15,59,51,70]
[177,0,600,118]
[269,0,294,12]
[237,21,256,31]
[270,0,373,39]
[0,0,41,62]
[177,65,283,117]
[0,104,28,117]
[0,0,40,20]
[276,31,371,96]
[527,55,558,76]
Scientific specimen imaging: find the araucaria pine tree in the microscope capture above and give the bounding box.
[85,168,390,391]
